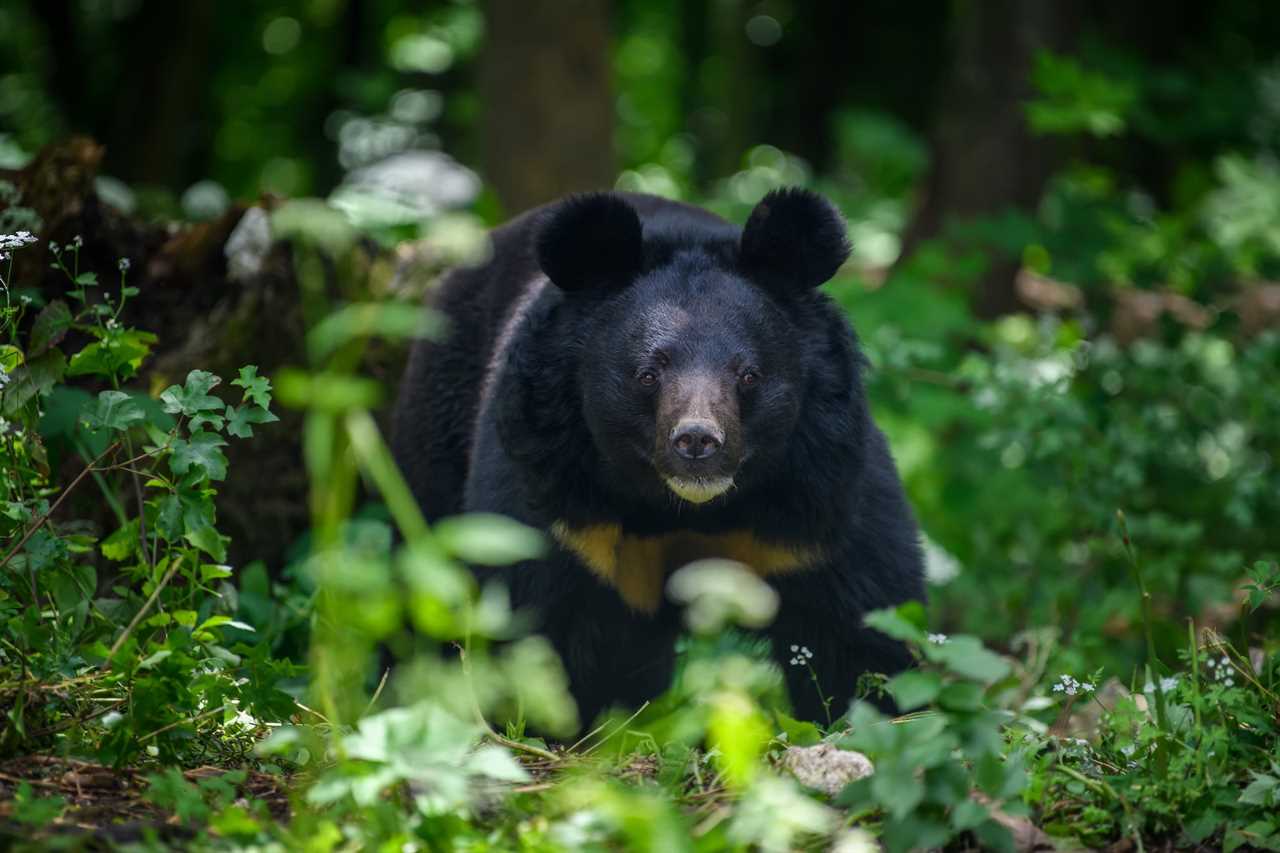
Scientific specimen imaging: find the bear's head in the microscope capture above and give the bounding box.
[530,188,854,510]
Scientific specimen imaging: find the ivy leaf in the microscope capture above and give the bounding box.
[82,390,145,432]
[160,370,223,417]
[224,403,279,439]
[170,430,229,481]
[231,365,272,408]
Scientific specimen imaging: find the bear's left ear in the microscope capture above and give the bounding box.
[536,193,644,293]
[739,188,850,293]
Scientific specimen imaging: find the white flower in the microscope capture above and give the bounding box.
[71,235,83,249]
[1052,674,1094,697]
[105,318,120,330]
[0,367,9,389]
[927,633,948,645]
[0,231,38,250]
[0,251,9,261]
[1223,677,1235,687]
[801,646,813,659]
[118,257,131,272]
[790,644,799,652]
[1160,676,1178,692]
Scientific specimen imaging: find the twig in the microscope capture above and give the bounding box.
[140,703,229,742]
[484,729,561,763]
[0,440,121,571]
[102,557,182,667]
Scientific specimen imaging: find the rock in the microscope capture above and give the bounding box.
[779,743,873,797]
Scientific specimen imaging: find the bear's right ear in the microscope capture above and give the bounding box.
[536,193,644,292]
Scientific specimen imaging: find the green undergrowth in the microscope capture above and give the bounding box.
[2,198,1279,852]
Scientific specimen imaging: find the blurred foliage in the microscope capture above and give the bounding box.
[2,1,1280,850]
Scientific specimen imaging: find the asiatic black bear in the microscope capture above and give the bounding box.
[392,189,925,725]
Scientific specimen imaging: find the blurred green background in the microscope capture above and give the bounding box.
[3,0,1277,676]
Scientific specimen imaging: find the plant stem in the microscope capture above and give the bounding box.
[1116,510,1169,733]
[102,556,182,667]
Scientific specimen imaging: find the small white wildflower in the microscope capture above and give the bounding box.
[801,646,813,659]
[118,257,131,272]
[1223,677,1235,687]
[0,250,8,261]
[71,235,83,249]
[1206,657,1217,669]
[927,632,948,645]
[19,295,30,305]
[1160,676,1178,692]
[105,318,120,330]
[790,644,799,652]
[1052,674,1089,696]
[47,240,59,252]
[789,657,803,667]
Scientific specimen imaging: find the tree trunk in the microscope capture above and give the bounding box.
[479,0,616,215]
[900,0,1077,318]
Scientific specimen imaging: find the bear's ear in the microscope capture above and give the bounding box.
[536,193,644,292]
[739,188,850,293]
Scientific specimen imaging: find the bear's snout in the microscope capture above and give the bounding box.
[671,420,723,460]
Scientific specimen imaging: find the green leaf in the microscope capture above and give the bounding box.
[184,514,227,562]
[101,519,141,561]
[937,681,985,712]
[230,365,273,408]
[2,349,65,416]
[82,390,145,432]
[74,271,99,287]
[774,711,823,747]
[138,649,172,669]
[0,343,24,372]
[863,602,928,645]
[160,370,223,416]
[887,670,942,710]
[66,330,156,379]
[173,610,198,628]
[28,300,71,355]
[188,410,226,433]
[435,514,546,565]
[871,761,925,820]
[170,430,229,481]
[224,403,279,438]
[924,636,1010,683]
[12,782,67,826]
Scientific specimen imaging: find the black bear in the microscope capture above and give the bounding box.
[392,189,925,725]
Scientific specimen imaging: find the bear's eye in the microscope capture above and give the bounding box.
[739,369,761,387]
[637,369,659,387]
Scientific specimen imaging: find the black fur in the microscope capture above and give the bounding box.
[392,190,925,727]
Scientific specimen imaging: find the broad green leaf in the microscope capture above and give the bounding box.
[160,370,223,416]
[887,670,943,710]
[170,430,229,481]
[28,300,71,355]
[66,330,155,379]
[774,711,823,747]
[138,649,172,669]
[2,349,65,416]
[925,636,1010,683]
[101,519,141,561]
[434,513,545,565]
[82,390,145,432]
[863,602,928,645]
[0,343,24,372]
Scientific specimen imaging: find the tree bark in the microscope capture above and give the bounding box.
[479,0,616,215]
[899,0,1077,318]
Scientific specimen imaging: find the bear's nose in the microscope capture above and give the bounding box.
[671,421,723,460]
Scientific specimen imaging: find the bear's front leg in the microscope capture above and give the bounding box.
[766,569,916,724]
[503,561,682,732]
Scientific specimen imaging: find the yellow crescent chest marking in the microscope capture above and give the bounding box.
[550,521,822,613]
